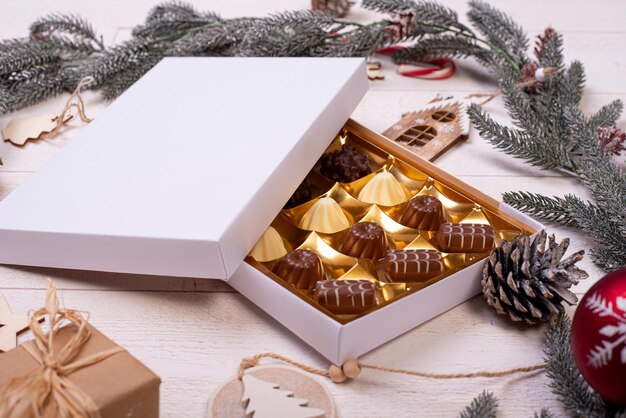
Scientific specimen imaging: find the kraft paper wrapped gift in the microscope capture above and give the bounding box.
[0,282,160,418]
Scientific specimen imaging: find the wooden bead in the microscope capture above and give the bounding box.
[342,359,361,379]
[329,364,347,383]
[535,67,547,81]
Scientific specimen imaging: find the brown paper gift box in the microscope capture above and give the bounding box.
[0,323,160,418]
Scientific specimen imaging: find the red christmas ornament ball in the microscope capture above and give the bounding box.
[572,268,626,405]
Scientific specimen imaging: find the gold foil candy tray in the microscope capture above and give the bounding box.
[338,261,378,281]
[247,127,531,323]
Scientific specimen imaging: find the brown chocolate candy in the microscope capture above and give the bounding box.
[400,195,444,230]
[320,144,372,183]
[274,249,324,290]
[383,249,444,282]
[283,179,313,209]
[436,222,495,253]
[314,280,376,315]
[340,222,387,259]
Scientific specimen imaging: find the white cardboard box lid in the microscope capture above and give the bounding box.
[0,57,368,280]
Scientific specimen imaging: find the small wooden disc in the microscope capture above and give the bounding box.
[207,365,336,418]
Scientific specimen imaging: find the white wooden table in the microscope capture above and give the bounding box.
[1,1,623,416]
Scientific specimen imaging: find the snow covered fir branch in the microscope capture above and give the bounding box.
[466,25,626,272]
[0,0,555,108]
[0,0,624,271]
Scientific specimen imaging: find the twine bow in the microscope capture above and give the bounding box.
[0,280,124,418]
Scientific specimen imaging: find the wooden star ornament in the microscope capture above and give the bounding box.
[0,294,33,352]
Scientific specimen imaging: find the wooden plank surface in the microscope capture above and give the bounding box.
[0,1,622,417]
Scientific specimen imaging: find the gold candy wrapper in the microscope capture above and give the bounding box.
[246,121,535,324]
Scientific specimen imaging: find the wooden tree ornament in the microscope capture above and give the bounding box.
[242,375,325,418]
[208,354,546,418]
[382,99,470,161]
[208,365,335,418]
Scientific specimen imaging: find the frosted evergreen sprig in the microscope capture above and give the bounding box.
[0,0,528,114]
[144,1,204,22]
[543,315,619,418]
[467,0,528,67]
[30,13,105,51]
[464,19,626,271]
[457,392,556,417]
[500,192,577,227]
[458,391,498,418]
[588,100,624,131]
[391,35,493,67]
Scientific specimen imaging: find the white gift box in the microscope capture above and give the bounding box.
[0,58,542,365]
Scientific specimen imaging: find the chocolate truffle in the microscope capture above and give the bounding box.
[341,222,387,259]
[314,280,376,315]
[274,249,324,290]
[384,249,444,282]
[357,172,407,206]
[436,222,495,253]
[249,226,287,262]
[320,144,372,183]
[400,195,444,230]
[284,179,313,209]
[299,197,350,234]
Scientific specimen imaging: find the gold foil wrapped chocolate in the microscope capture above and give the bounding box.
[299,197,351,234]
[249,226,287,262]
[248,126,533,323]
[357,171,407,206]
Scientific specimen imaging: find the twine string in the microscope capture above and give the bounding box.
[238,353,329,380]
[237,352,546,382]
[46,76,95,139]
[359,362,546,379]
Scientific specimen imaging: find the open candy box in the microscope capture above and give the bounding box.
[244,125,534,326]
[0,57,543,365]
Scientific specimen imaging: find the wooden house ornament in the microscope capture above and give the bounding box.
[382,99,470,161]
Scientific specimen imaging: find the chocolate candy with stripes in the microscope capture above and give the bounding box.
[436,222,495,253]
[314,280,376,315]
[384,249,444,282]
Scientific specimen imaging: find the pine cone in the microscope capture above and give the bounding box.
[534,27,556,60]
[597,125,626,155]
[519,62,540,94]
[311,0,352,17]
[482,231,588,325]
